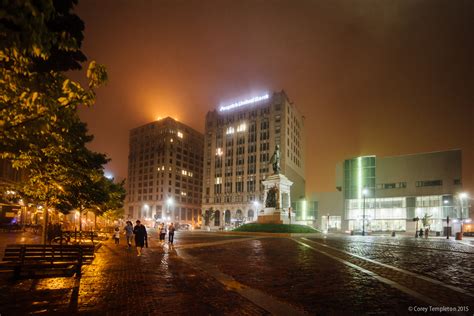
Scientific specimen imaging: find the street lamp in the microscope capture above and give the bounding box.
[252,201,259,220]
[458,192,468,239]
[444,199,450,239]
[166,197,173,222]
[362,188,369,236]
[143,204,149,220]
[326,213,330,233]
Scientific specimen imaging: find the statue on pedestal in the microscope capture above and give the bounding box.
[265,185,279,208]
[269,145,281,174]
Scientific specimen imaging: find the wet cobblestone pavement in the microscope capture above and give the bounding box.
[0,231,267,315]
[0,231,473,315]
[184,238,420,315]
[306,236,474,292]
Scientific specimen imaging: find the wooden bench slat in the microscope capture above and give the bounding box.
[0,243,96,278]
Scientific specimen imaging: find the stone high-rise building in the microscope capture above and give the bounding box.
[126,117,204,226]
[202,91,305,227]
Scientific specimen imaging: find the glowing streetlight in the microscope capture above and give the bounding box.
[444,199,450,239]
[458,192,469,239]
[166,198,174,221]
[362,188,369,236]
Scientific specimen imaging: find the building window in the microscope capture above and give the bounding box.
[236,181,243,192]
[226,127,235,135]
[237,123,246,132]
[225,181,232,193]
[376,182,407,189]
[416,180,442,187]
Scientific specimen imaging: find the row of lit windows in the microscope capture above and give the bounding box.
[214,106,274,128]
[377,182,407,189]
[130,139,203,158]
[212,181,264,194]
[372,179,461,190]
[203,194,265,205]
[132,194,200,205]
[134,172,201,183]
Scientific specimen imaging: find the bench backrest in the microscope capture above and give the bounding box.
[3,244,95,263]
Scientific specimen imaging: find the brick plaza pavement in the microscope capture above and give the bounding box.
[0,230,473,315]
[0,230,267,315]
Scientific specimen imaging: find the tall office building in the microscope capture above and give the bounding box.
[126,117,204,226]
[202,91,305,227]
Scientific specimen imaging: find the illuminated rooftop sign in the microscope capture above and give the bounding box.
[219,94,269,112]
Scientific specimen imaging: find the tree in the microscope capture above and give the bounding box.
[94,178,126,229]
[202,207,216,228]
[1,0,108,243]
[421,213,432,229]
[1,0,107,161]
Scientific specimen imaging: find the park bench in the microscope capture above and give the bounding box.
[0,244,95,278]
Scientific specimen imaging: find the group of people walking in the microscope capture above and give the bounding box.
[158,222,176,244]
[113,220,176,256]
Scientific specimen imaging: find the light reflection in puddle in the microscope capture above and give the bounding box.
[35,277,74,290]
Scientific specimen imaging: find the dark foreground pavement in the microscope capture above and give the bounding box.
[0,230,473,315]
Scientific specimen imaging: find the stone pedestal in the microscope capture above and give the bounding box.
[257,174,294,224]
[258,208,296,224]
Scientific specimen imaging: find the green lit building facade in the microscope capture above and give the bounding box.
[335,150,467,234]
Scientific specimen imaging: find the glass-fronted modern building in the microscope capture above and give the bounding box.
[315,150,469,234]
[342,150,466,233]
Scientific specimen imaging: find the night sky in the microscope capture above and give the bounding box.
[75,0,473,194]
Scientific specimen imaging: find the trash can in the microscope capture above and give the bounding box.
[455,232,462,240]
[436,232,440,237]
[350,230,354,236]
[391,231,396,237]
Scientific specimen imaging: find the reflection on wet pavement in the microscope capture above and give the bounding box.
[1,231,473,315]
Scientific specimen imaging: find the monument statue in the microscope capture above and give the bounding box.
[265,185,279,208]
[269,145,281,174]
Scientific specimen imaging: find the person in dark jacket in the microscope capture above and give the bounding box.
[133,220,148,256]
[168,223,176,244]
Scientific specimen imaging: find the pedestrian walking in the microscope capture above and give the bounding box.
[168,222,176,244]
[425,227,429,239]
[113,227,120,245]
[159,223,167,242]
[133,220,148,256]
[419,228,423,238]
[124,221,134,248]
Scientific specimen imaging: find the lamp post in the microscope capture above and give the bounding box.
[143,204,149,220]
[444,199,450,239]
[327,213,330,232]
[458,192,468,239]
[253,201,259,221]
[362,188,368,236]
[414,217,419,238]
[166,197,173,223]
